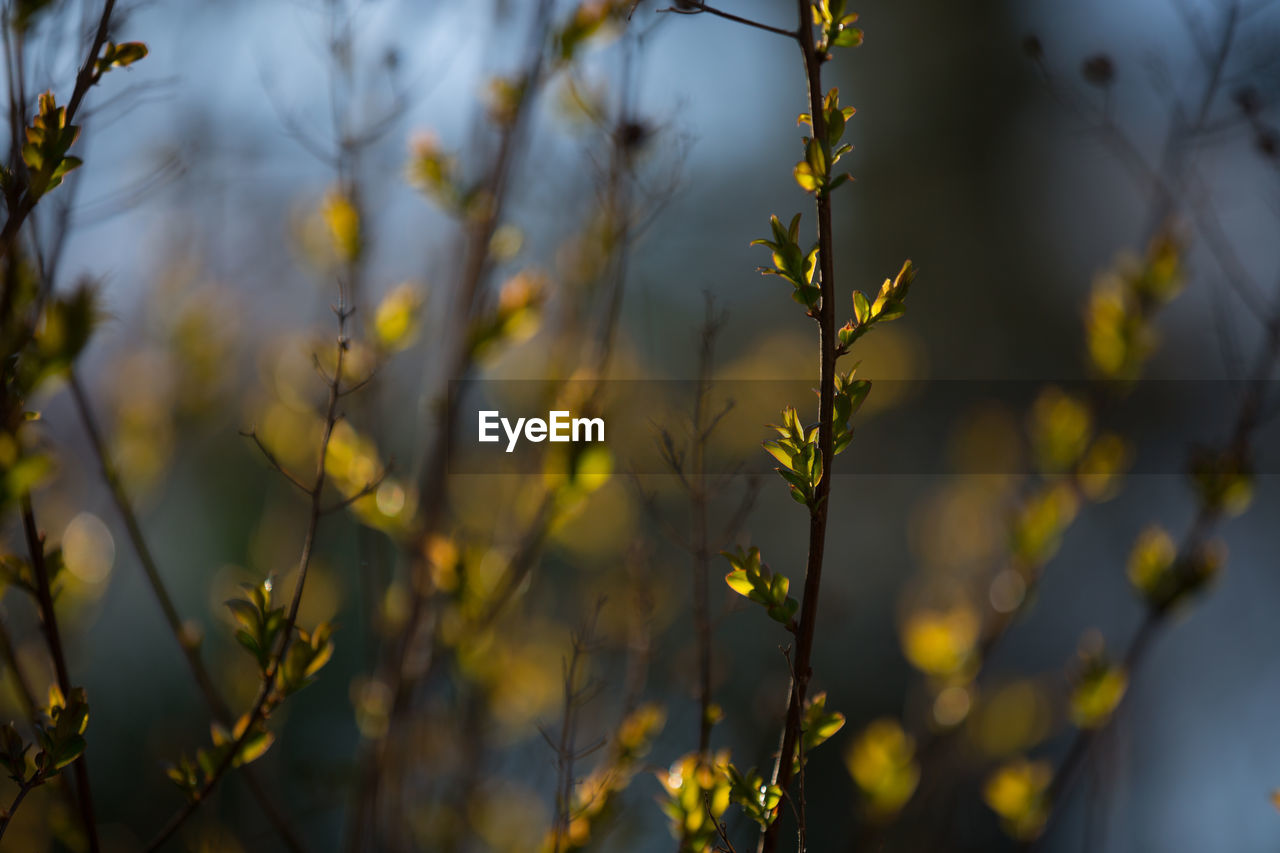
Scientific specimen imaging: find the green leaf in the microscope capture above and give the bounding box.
[806,138,827,175]
[833,27,864,47]
[853,291,870,325]
[763,440,793,469]
[50,735,85,771]
[725,569,754,598]
[50,156,82,181]
[226,598,260,631]
[235,630,263,666]
[769,597,799,625]
[794,161,820,192]
[108,42,148,67]
[234,730,275,767]
[303,639,334,680]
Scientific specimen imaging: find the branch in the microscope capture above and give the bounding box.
[658,2,799,40]
[0,0,118,255]
[67,373,308,853]
[1030,308,1280,848]
[320,469,390,516]
[0,772,41,843]
[240,428,313,495]
[690,296,725,757]
[759,5,837,851]
[354,1,564,838]
[883,10,1258,835]
[144,289,352,851]
[20,495,100,852]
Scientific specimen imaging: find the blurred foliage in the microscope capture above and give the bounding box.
[0,0,1276,851]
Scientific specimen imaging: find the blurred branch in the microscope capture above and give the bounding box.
[144,294,357,851]
[68,373,309,853]
[1030,305,1280,849]
[546,603,604,853]
[320,469,391,516]
[881,11,1268,841]
[240,427,314,495]
[352,13,676,844]
[0,607,36,722]
[20,494,100,852]
[1027,4,1272,319]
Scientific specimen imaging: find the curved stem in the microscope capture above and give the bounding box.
[143,296,351,852]
[0,772,40,843]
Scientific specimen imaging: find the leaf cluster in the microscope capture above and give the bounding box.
[812,0,863,56]
[723,545,798,628]
[794,88,855,196]
[0,684,90,809]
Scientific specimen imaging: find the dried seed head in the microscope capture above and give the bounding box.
[1081,54,1115,87]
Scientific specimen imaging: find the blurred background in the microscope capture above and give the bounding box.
[5,0,1280,850]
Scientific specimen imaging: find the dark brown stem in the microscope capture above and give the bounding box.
[760,6,836,851]
[0,771,40,842]
[20,495,100,852]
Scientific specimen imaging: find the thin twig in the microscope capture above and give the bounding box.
[320,470,390,516]
[690,296,726,757]
[706,790,740,852]
[549,603,603,853]
[658,2,798,40]
[240,428,313,495]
